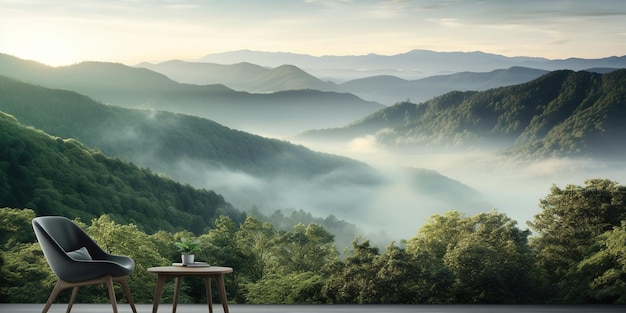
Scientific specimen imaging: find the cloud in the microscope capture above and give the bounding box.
[348,135,381,154]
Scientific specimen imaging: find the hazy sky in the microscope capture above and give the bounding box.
[1,0,626,66]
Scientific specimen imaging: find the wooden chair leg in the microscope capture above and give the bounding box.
[66,286,80,313]
[105,275,119,313]
[42,280,66,313]
[42,276,132,313]
[118,278,137,313]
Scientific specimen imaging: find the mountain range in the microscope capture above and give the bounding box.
[197,49,626,81]
[0,53,382,137]
[137,60,337,93]
[139,60,553,105]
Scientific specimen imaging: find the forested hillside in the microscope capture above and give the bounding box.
[299,69,626,159]
[0,112,244,234]
[0,75,377,180]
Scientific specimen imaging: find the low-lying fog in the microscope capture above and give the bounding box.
[166,133,626,248]
[303,135,626,234]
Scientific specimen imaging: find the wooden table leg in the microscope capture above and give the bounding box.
[204,275,213,313]
[172,276,182,313]
[152,275,166,313]
[215,274,229,313]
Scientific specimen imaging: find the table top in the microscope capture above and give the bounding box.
[147,266,233,275]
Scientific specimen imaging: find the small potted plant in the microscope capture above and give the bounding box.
[175,237,200,265]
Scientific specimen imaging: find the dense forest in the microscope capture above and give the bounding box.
[2,177,626,304]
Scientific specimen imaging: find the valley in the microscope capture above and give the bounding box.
[1,50,626,245]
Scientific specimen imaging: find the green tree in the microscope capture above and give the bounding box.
[268,223,338,275]
[241,222,337,303]
[244,271,324,304]
[321,238,380,303]
[371,243,420,303]
[528,179,626,302]
[200,215,251,303]
[407,210,536,303]
[86,215,169,303]
[235,216,276,282]
[0,242,54,303]
[405,211,465,303]
[577,222,626,303]
[0,208,37,248]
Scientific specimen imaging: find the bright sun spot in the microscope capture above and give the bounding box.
[18,36,74,67]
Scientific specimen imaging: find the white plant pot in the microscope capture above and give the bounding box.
[181,254,195,265]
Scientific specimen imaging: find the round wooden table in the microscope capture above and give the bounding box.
[147,266,233,313]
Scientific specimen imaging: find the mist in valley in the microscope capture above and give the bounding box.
[135,122,626,251]
[294,135,626,239]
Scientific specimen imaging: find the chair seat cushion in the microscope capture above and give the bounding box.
[67,247,93,260]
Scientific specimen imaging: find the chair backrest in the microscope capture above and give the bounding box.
[32,216,105,280]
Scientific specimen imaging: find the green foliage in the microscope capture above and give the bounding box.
[249,208,360,252]
[245,272,324,304]
[405,210,537,304]
[0,208,36,249]
[528,179,626,303]
[268,223,338,275]
[321,238,380,304]
[577,222,626,303]
[85,215,171,303]
[174,237,200,254]
[0,111,242,235]
[0,242,53,303]
[198,216,340,303]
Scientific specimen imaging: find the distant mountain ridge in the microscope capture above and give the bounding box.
[338,66,550,105]
[198,49,626,81]
[138,60,337,93]
[0,53,383,137]
[139,59,618,106]
[139,59,553,105]
[298,69,626,160]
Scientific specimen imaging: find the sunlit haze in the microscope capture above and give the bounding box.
[1,0,626,66]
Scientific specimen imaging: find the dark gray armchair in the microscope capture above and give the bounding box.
[32,216,137,313]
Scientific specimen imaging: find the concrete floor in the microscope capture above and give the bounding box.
[2,304,626,313]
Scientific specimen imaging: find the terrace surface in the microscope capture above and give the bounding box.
[2,304,626,313]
